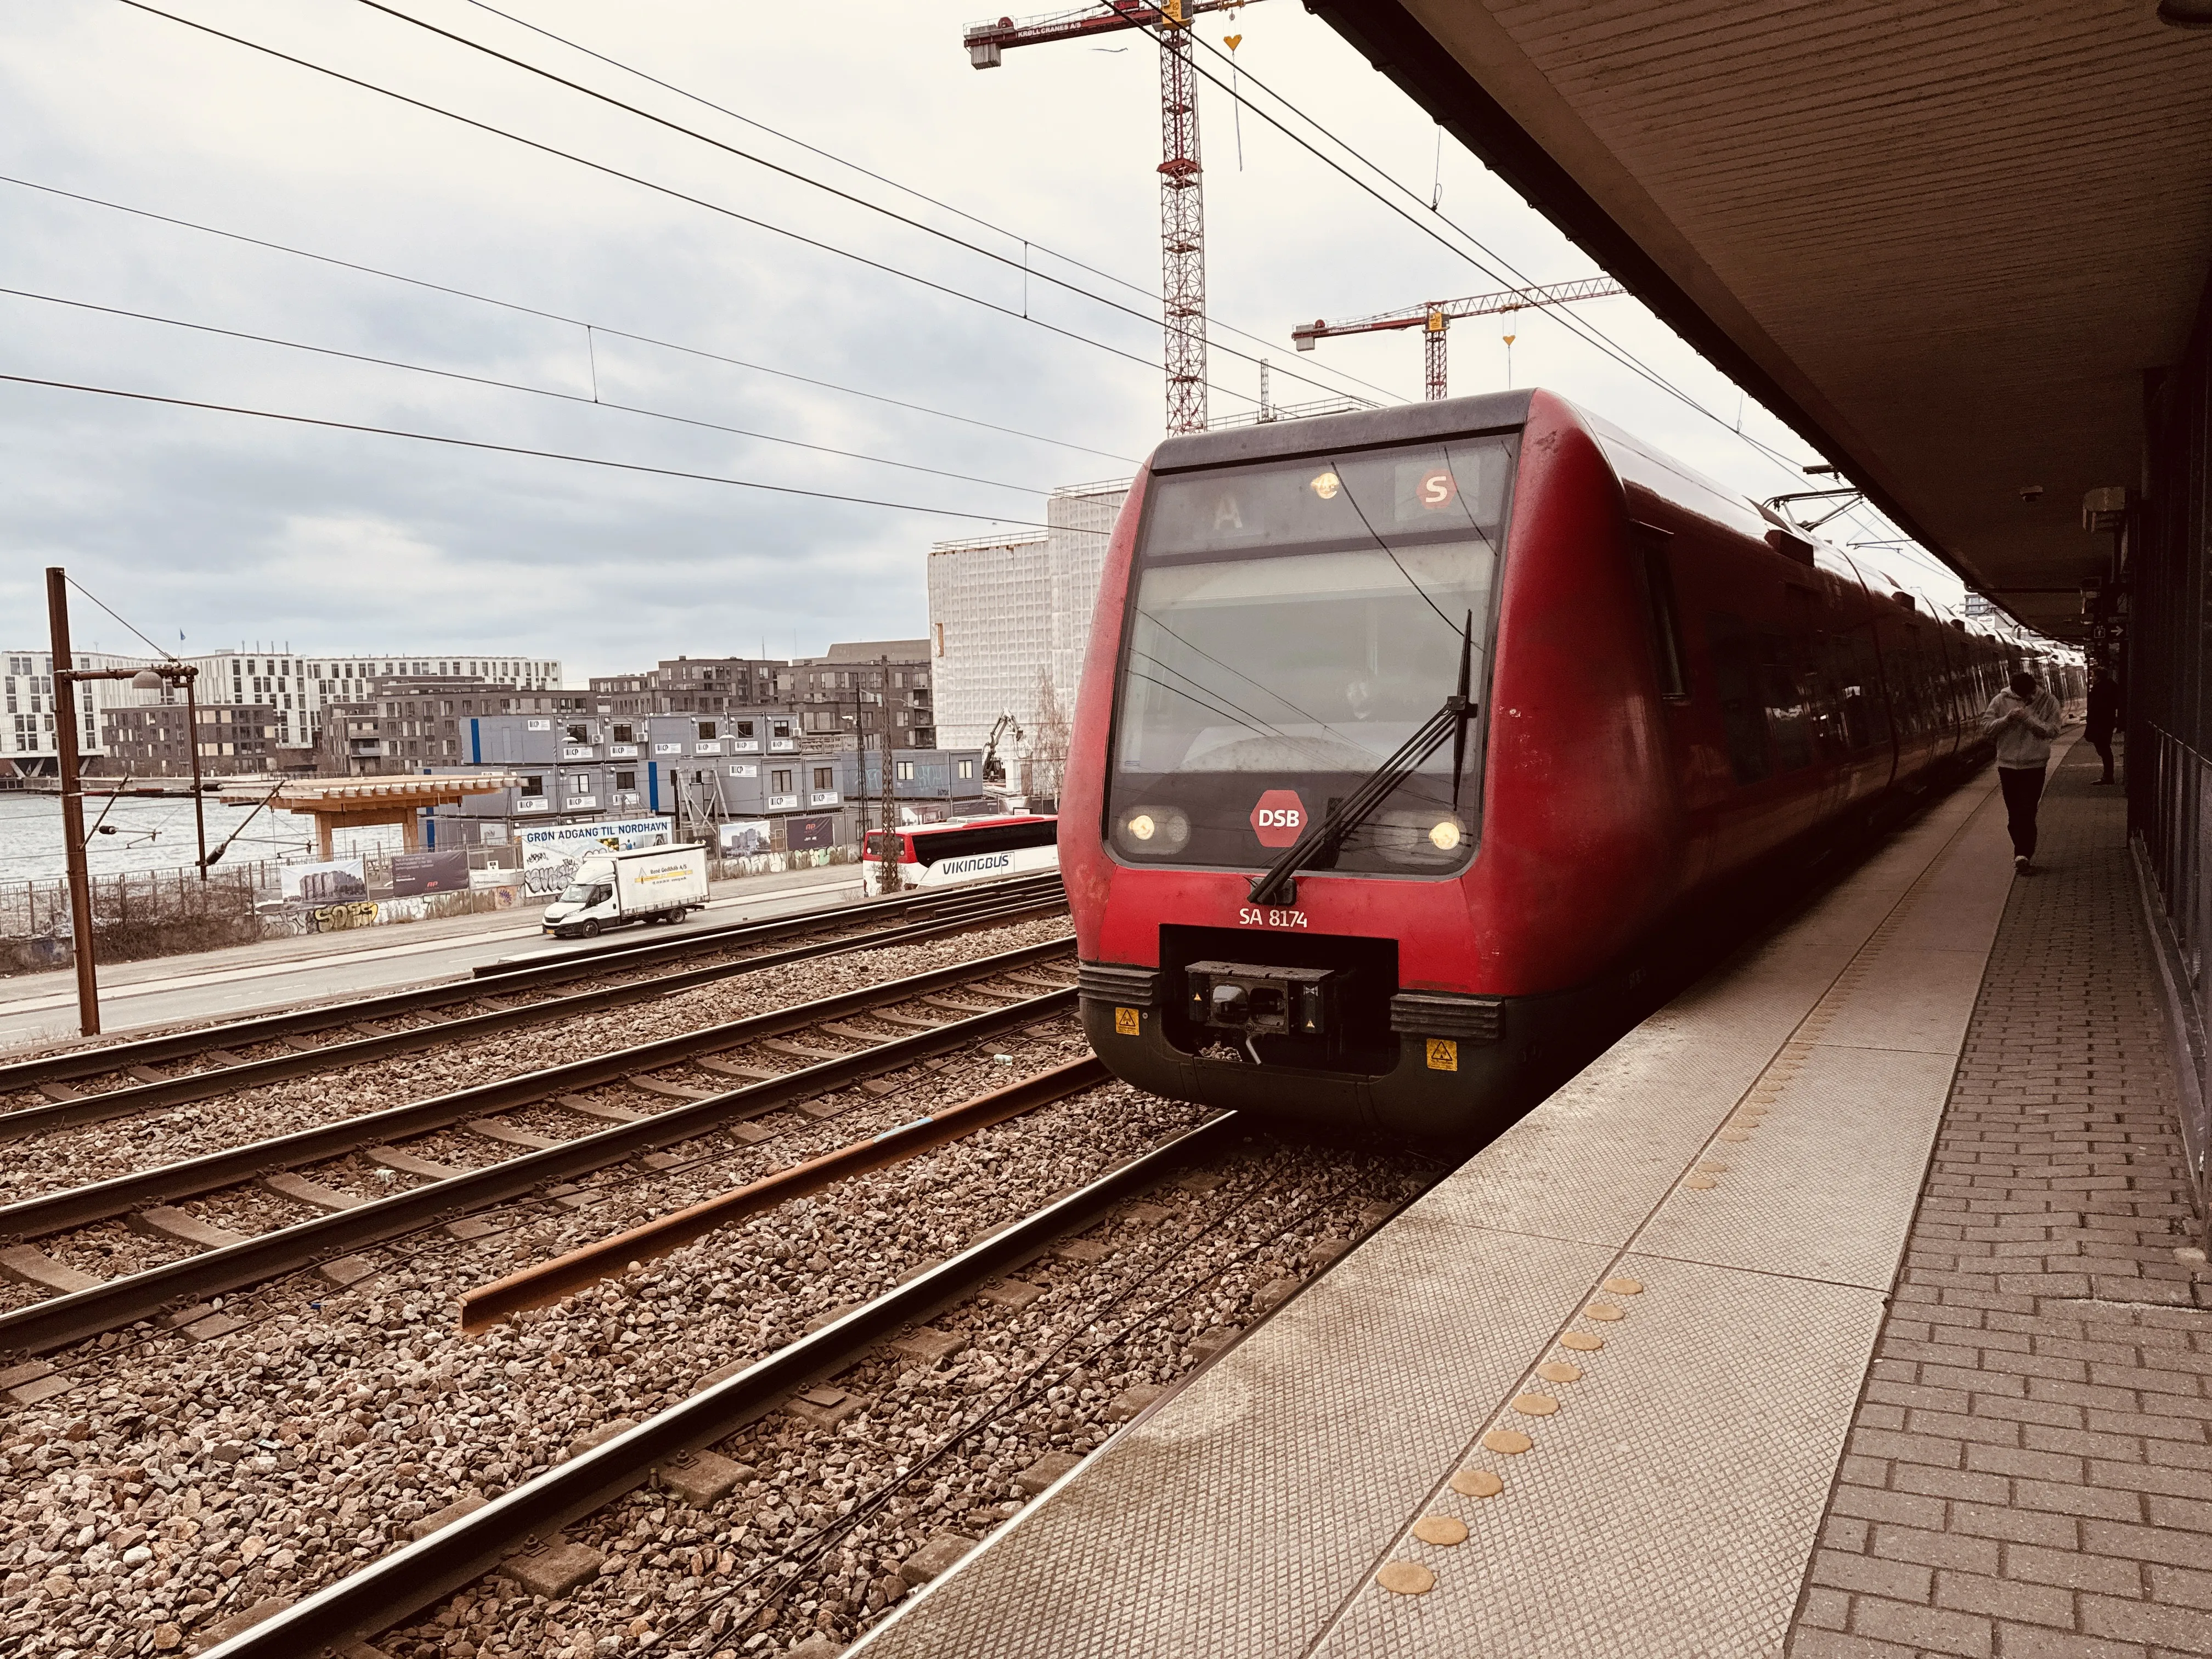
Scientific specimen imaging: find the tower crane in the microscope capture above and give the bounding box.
[1293,277,1626,400]
[965,0,1254,436]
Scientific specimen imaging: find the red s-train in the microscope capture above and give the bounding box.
[1062,390,2032,1138]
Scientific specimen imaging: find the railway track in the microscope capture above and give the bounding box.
[187,1090,1427,1659]
[0,871,1065,1138]
[0,937,1080,1358]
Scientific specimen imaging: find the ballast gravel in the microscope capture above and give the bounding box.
[376,1135,1429,1659]
[0,916,1074,1205]
[0,1053,1249,1657]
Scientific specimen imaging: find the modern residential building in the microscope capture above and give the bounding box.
[320,677,591,775]
[5,648,126,772]
[927,478,1128,792]
[587,656,785,720]
[3,646,561,775]
[787,640,935,749]
[101,703,280,776]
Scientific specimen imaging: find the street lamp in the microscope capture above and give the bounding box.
[46,566,206,1037]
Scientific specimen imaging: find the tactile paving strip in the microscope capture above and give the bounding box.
[855,781,2012,1659]
[1634,1034,1958,1289]
[1314,1255,1886,1659]
[860,1221,1613,1659]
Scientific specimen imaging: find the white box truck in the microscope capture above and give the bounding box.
[541,843,710,938]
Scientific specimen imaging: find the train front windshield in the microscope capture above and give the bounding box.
[1109,436,1513,874]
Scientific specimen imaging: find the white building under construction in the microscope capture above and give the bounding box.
[927,479,1128,786]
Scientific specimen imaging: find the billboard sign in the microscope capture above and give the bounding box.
[718,819,772,857]
[786,814,838,852]
[517,816,674,896]
[391,848,470,896]
[280,857,367,907]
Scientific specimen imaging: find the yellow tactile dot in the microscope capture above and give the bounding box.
[1450,1468,1504,1498]
[1683,1174,1718,1189]
[1511,1393,1559,1417]
[1481,1427,1532,1455]
[1696,1161,1730,1173]
[1602,1277,1643,1296]
[1536,1360,1582,1384]
[1377,1560,1435,1595]
[1412,1515,1469,1547]
[1560,1331,1604,1352]
[1585,1302,1625,1322]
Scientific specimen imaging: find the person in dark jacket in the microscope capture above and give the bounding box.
[2086,670,2121,785]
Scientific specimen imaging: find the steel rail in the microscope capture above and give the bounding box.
[0,938,1077,1242]
[0,891,1068,1140]
[0,870,1062,1093]
[197,1110,1235,1659]
[466,870,1063,980]
[461,1057,1110,1330]
[0,979,1082,1359]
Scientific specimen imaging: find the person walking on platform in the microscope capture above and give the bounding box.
[2086,669,2121,785]
[1984,669,2061,873]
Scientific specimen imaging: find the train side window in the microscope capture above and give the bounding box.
[1705,611,1771,785]
[1762,633,1815,772]
[1843,627,1891,748]
[1632,527,1688,699]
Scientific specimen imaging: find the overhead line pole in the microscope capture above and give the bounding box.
[44,569,210,1036]
[46,570,100,1038]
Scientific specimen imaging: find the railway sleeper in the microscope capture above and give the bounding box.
[0,892,1069,1139]
[187,1111,1232,1659]
[0,935,1073,1243]
[0,980,1079,1358]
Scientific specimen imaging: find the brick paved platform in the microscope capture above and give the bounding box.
[1790,748,2212,1659]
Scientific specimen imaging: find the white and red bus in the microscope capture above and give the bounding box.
[861,814,1058,895]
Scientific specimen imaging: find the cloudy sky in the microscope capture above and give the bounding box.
[0,0,1965,682]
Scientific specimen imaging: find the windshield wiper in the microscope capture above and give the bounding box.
[1247,613,1477,908]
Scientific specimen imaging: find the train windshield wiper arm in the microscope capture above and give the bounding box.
[1247,616,1476,909]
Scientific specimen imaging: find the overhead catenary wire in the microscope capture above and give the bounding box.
[450,0,1406,409]
[0,371,1109,533]
[0,174,1139,466]
[114,0,1338,419]
[0,285,1056,496]
[358,0,1393,409]
[1159,19,1993,606]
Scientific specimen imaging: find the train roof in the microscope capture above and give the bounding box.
[1146,390,1535,475]
[1144,390,2013,648]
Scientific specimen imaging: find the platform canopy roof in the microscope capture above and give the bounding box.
[1311,0,2212,639]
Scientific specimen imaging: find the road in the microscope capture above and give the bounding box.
[0,866,868,1056]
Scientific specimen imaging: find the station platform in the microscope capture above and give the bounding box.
[852,745,2211,1659]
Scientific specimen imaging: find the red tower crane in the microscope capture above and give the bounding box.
[965,1,1252,436]
[1293,277,1626,400]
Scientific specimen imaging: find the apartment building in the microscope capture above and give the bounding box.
[587,656,786,719]
[3,647,561,775]
[100,703,280,776]
[321,677,589,775]
[786,640,935,749]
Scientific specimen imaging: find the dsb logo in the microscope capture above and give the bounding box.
[1250,789,1308,848]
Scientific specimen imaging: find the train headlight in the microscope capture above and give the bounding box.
[1119,805,1190,854]
[1370,809,1471,867]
